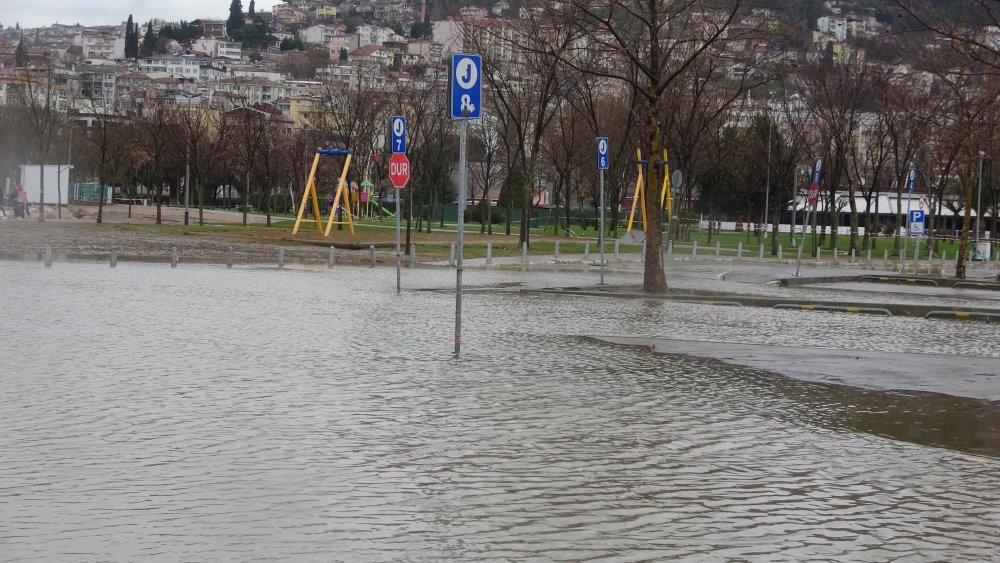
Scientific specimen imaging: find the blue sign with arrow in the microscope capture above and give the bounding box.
[389,115,406,154]
[596,137,609,170]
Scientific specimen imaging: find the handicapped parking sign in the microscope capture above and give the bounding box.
[909,209,925,235]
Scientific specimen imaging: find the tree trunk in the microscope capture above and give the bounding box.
[956,174,975,279]
[642,86,667,293]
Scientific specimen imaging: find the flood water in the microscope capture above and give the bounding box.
[1,261,999,560]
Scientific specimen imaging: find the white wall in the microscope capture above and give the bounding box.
[19,165,71,205]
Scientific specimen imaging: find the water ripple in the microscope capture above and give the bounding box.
[0,262,998,560]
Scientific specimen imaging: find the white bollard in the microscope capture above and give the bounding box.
[171,247,178,268]
[277,247,285,269]
[409,244,416,268]
[715,241,721,260]
[851,249,856,264]
[328,246,335,269]
[45,246,53,267]
[816,247,822,262]
[485,242,492,265]
[667,240,673,256]
[554,241,560,257]
[227,246,234,269]
[778,245,783,261]
[584,241,590,259]
[867,249,871,264]
[737,242,743,260]
[111,249,118,268]
[758,244,764,261]
[692,240,698,258]
[614,240,620,258]
[521,242,528,263]
[449,243,456,267]
[833,248,839,264]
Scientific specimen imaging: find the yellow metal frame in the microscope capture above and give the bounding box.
[626,148,645,234]
[292,150,355,236]
[661,149,672,219]
[324,153,354,236]
[626,148,673,234]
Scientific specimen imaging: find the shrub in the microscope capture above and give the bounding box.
[467,203,505,224]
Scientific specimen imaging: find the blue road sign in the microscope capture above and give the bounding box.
[906,165,917,192]
[811,157,824,184]
[450,53,482,119]
[596,137,609,170]
[909,209,925,235]
[389,115,406,154]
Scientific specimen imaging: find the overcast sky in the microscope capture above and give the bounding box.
[5,0,283,29]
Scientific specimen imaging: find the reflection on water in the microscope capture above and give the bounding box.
[1,261,998,560]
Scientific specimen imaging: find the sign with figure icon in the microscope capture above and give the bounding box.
[909,209,925,236]
[450,53,482,119]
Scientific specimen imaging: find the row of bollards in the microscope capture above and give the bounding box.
[36,244,401,270]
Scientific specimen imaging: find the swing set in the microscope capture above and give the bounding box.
[292,148,356,236]
[625,148,674,234]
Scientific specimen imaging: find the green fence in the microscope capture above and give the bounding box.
[70,182,110,202]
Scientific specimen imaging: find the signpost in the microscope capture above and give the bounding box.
[795,156,824,276]
[596,137,609,284]
[388,117,408,294]
[450,53,482,357]
[902,163,917,267]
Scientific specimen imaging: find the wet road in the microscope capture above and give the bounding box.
[1,261,998,560]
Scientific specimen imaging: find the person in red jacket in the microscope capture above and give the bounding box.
[14,184,28,218]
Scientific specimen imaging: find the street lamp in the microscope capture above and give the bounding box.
[976,150,985,244]
[179,91,201,226]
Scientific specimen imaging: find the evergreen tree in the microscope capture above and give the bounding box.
[141,21,156,56]
[15,33,29,67]
[249,0,256,19]
[227,0,244,36]
[124,14,139,59]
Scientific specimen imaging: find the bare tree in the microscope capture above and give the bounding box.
[468,117,505,234]
[12,66,68,221]
[77,98,131,223]
[533,0,767,292]
[467,15,575,247]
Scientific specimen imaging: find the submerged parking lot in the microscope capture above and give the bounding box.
[1,260,998,559]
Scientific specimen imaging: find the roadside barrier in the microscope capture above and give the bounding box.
[774,303,892,315]
[925,310,1000,322]
[953,281,1000,291]
[859,275,938,286]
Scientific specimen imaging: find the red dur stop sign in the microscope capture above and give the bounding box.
[388,153,410,189]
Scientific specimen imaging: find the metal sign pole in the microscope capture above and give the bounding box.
[455,116,468,357]
[794,206,812,277]
[599,168,606,285]
[795,157,823,277]
[395,187,401,294]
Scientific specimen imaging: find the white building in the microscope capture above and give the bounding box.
[817,16,848,41]
[191,38,243,59]
[137,56,202,79]
[301,24,341,46]
[355,24,392,48]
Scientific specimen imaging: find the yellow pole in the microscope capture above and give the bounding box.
[293,152,323,234]
[324,153,355,236]
[626,148,644,234]
[661,149,672,218]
